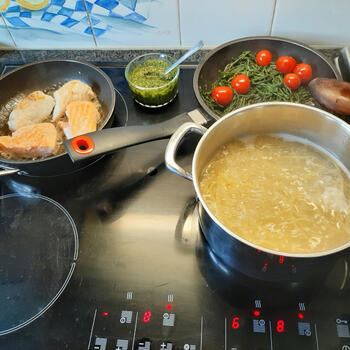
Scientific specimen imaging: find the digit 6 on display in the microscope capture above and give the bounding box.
[232,316,240,329]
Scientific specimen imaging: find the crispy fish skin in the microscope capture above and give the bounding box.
[8,91,55,131]
[0,123,57,158]
[52,80,96,121]
[65,100,100,138]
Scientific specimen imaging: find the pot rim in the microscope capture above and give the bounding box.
[192,101,350,258]
[0,59,116,166]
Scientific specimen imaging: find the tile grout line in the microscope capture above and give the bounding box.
[177,0,182,46]
[82,0,98,48]
[0,14,17,49]
[269,0,278,36]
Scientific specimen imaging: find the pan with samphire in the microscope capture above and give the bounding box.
[193,36,341,120]
[0,59,116,177]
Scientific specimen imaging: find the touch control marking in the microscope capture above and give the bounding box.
[120,310,133,324]
[162,313,175,327]
[116,339,128,350]
[87,309,97,350]
[314,323,320,350]
[94,338,107,350]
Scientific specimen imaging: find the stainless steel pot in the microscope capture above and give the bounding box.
[165,102,350,281]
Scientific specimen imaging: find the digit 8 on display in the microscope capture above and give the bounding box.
[276,320,285,333]
[142,311,152,323]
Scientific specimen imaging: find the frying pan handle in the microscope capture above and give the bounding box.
[165,122,207,181]
[64,112,197,163]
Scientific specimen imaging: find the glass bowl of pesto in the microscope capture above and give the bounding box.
[125,53,179,108]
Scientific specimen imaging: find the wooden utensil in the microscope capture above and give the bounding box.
[309,78,350,115]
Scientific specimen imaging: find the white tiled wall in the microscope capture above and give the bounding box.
[271,0,350,47]
[179,0,275,47]
[0,0,350,49]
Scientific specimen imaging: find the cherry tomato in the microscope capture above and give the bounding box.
[231,74,250,94]
[276,56,297,74]
[293,63,313,83]
[211,86,233,105]
[283,73,301,90]
[256,50,272,66]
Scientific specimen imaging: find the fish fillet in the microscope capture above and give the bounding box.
[52,80,96,121]
[64,101,100,138]
[0,123,57,158]
[8,91,55,131]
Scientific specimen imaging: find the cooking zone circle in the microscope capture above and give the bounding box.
[0,193,78,335]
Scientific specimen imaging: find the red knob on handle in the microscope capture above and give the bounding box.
[71,135,94,155]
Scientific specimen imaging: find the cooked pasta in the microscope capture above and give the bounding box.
[199,135,350,253]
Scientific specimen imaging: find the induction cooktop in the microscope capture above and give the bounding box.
[1,63,350,350]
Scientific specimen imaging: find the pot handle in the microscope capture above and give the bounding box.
[0,165,20,177]
[165,122,207,181]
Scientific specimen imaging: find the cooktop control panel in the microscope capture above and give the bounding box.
[87,284,350,350]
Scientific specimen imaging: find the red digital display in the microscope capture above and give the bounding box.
[253,310,260,317]
[166,304,172,310]
[142,311,152,323]
[276,320,285,333]
[298,313,304,319]
[279,256,284,264]
[232,317,240,329]
[102,312,109,316]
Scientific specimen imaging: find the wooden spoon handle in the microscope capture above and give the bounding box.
[309,78,350,115]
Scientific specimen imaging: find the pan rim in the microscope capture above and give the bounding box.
[193,35,341,121]
[0,59,116,165]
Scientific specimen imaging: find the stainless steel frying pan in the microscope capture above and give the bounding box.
[0,59,115,177]
[193,36,341,120]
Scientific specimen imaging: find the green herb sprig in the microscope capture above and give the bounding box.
[200,51,314,117]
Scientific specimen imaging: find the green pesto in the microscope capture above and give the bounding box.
[128,59,179,107]
[129,59,176,88]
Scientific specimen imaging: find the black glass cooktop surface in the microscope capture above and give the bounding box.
[1,65,350,350]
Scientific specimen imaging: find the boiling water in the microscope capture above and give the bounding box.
[199,135,350,254]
